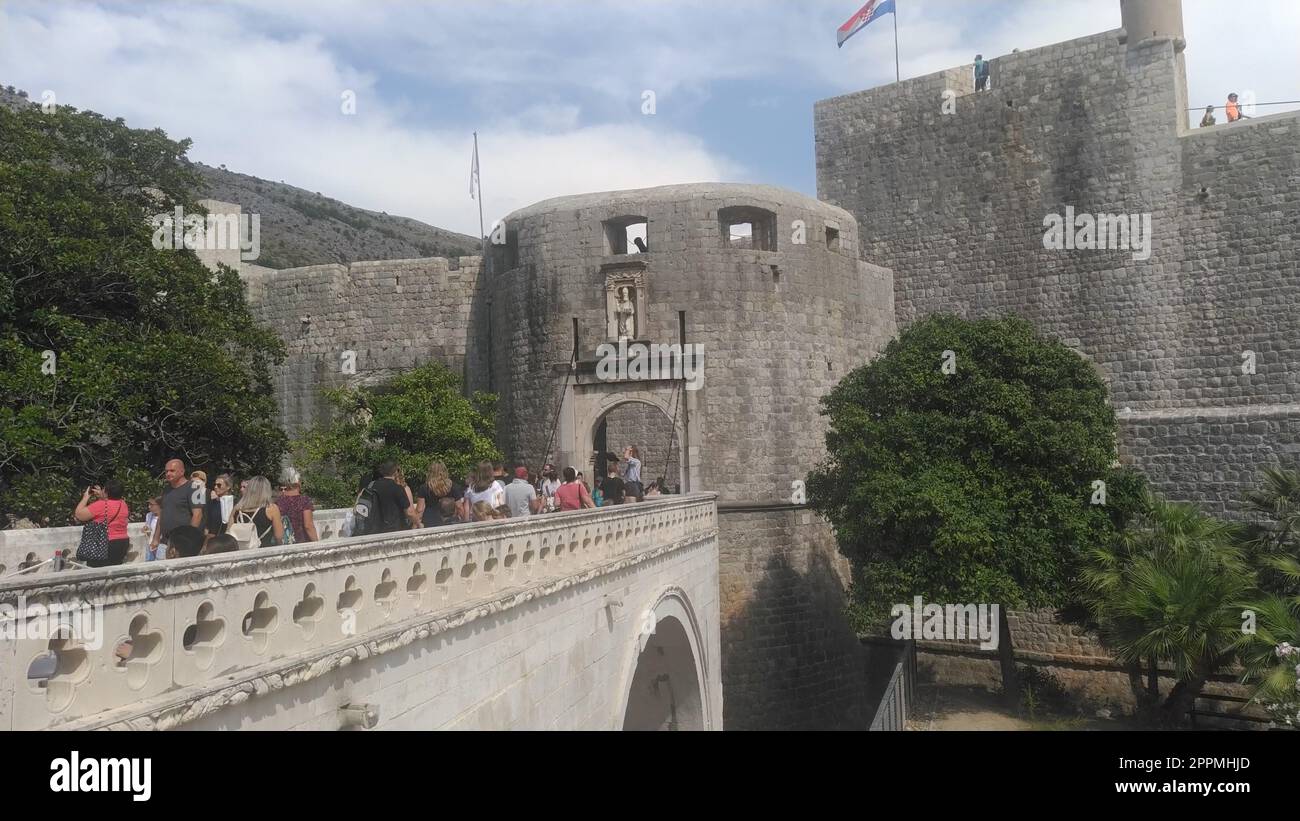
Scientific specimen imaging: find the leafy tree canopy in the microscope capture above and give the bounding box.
[0,103,287,524]
[292,362,501,509]
[808,314,1145,627]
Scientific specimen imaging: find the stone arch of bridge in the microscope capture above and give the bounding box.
[616,586,714,731]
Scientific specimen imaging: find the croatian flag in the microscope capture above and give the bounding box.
[837,0,895,48]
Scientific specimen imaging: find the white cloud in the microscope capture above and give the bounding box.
[1,0,1297,237]
[1183,0,1300,119]
[0,1,741,236]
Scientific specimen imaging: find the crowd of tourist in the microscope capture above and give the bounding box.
[69,445,669,568]
[347,446,668,536]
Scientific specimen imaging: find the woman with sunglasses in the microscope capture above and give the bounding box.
[206,474,236,542]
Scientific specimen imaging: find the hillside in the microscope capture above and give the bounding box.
[0,84,480,269]
[193,164,481,269]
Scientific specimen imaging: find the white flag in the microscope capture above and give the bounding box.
[470,135,480,200]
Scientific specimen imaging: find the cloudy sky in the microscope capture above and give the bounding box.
[1,0,1297,236]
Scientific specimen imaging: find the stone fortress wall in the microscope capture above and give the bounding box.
[815,11,1300,516]
[240,256,483,434]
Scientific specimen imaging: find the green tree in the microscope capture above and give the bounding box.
[0,102,287,525]
[807,314,1145,703]
[292,362,501,509]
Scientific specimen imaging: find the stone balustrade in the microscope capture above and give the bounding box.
[0,508,353,577]
[0,494,718,730]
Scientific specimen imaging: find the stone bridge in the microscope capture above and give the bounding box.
[0,494,721,730]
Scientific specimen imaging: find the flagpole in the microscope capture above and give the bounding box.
[892,7,900,83]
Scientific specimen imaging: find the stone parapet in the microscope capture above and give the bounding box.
[0,494,718,731]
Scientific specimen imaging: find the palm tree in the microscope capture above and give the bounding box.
[1242,465,1300,598]
[1233,546,1300,727]
[1080,492,1251,726]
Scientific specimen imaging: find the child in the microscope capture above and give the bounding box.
[202,534,239,555]
[435,496,458,526]
[165,525,205,559]
[144,496,165,561]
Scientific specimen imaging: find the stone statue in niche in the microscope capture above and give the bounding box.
[615,286,637,340]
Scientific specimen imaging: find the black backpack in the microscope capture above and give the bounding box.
[353,481,379,537]
[353,480,400,536]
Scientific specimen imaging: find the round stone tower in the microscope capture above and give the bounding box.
[1118,0,1189,133]
[476,183,893,501]
[1119,0,1185,46]
[471,183,897,727]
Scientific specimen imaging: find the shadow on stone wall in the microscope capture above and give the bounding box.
[719,514,869,730]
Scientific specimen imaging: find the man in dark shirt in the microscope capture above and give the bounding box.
[150,458,205,554]
[600,459,626,505]
[974,54,989,91]
[367,461,416,534]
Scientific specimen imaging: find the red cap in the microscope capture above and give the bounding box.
[515,466,529,479]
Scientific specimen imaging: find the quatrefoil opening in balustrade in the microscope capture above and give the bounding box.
[406,562,429,605]
[182,601,227,671]
[294,584,325,639]
[460,553,478,597]
[337,576,364,617]
[115,613,164,691]
[434,557,454,601]
[374,569,399,619]
[241,591,280,655]
[503,544,517,572]
[29,631,91,713]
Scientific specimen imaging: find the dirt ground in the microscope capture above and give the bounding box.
[908,683,1136,731]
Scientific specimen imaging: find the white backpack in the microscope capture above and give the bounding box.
[228,509,272,549]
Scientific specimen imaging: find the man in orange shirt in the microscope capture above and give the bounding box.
[1225,93,1250,122]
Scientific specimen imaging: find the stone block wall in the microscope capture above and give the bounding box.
[815,29,1300,514]
[1119,406,1300,517]
[718,508,869,730]
[1176,113,1300,410]
[240,256,482,434]
[817,31,1190,410]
